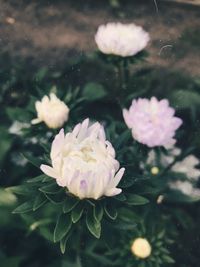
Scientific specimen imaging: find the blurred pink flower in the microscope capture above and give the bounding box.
[95,22,150,57]
[123,97,182,148]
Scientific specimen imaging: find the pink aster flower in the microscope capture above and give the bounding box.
[123,97,182,148]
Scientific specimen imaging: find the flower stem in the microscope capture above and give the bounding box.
[122,58,130,90]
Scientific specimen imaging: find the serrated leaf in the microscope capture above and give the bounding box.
[71,202,84,223]
[126,193,149,205]
[33,193,47,211]
[104,203,117,220]
[86,209,101,238]
[13,201,34,214]
[54,213,72,243]
[63,197,79,213]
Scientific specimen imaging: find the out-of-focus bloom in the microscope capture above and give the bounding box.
[40,119,125,200]
[145,148,200,180]
[131,238,152,259]
[9,121,29,135]
[95,22,150,57]
[157,195,164,204]
[123,97,182,148]
[144,148,181,169]
[151,166,159,175]
[172,155,200,180]
[31,93,69,129]
[169,181,200,198]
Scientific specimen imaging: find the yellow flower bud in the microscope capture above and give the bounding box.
[151,166,159,175]
[131,238,152,259]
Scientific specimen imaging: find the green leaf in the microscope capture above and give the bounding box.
[6,185,35,196]
[113,220,137,230]
[82,82,107,101]
[126,193,149,205]
[6,107,31,122]
[22,153,41,168]
[13,201,34,214]
[120,175,150,188]
[86,209,101,238]
[33,193,47,211]
[93,203,103,222]
[27,174,47,183]
[104,203,117,220]
[165,190,200,203]
[170,89,200,109]
[39,183,61,194]
[162,255,175,264]
[118,208,141,223]
[44,192,65,204]
[60,233,71,254]
[71,202,84,223]
[54,213,72,243]
[63,197,79,213]
[0,127,13,166]
[34,67,48,82]
[114,193,126,202]
[115,130,131,150]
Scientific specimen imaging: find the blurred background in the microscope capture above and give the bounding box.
[1,0,200,266]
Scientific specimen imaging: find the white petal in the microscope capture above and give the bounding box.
[40,164,60,179]
[109,168,125,188]
[50,128,65,159]
[77,118,89,140]
[105,188,122,197]
[31,118,42,125]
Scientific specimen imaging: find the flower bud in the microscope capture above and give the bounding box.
[32,93,69,129]
[131,238,152,259]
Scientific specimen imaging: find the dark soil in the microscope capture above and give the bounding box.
[0,0,200,76]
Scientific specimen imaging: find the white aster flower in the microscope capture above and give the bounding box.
[172,155,200,180]
[131,238,152,259]
[95,22,150,57]
[169,181,200,198]
[31,93,69,129]
[145,148,200,180]
[40,119,125,200]
[9,121,29,135]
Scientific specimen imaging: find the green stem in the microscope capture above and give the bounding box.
[122,58,130,90]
